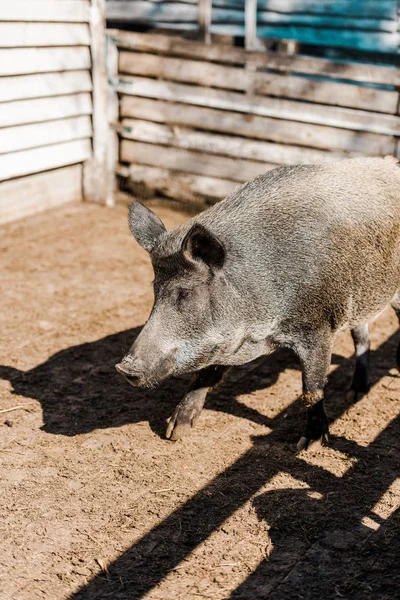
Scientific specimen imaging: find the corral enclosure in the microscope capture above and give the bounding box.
[0,0,108,225]
[1,2,400,600]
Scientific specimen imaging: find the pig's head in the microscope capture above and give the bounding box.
[115,201,241,387]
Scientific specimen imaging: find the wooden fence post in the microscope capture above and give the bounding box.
[106,33,119,207]
[83,0,109,204]
[198,0,212,44]
[245,0,257,51]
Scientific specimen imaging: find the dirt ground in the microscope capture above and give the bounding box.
[1,200,399,600]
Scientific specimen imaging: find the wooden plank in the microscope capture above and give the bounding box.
[0,1,90,23]
[111,31,400,86]
[119,51,397,113]
[0,116,92,155]
[0,71,92,103]
[0,23,90,48]
[120,163,238,204]
[122,140,280,182]
[118,80,400,141]
[209,24,400,53]
[106,32,119,206]
[254,72,398,114]
[119,52,252,92]
[0,139,91,181]
[198,0,212,44]
[0,47,91,77]
[245,0,257,50]
[0,93,93,128]
[0,165,83,226]
[83,0,109,204]
[119,118,348,165]
[107,1,399,20]
[106,1,398,26]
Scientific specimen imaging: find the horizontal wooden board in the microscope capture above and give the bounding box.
[0,1,90,23]
[118,51,398,113]
[122,140,281,182]
[119,52,251,92]
[147,21,400,52]
[0,116,92,155]
[0,93,93,128]
[253,72,398,114]
[0,47,91,77]
[107,1,397,31]
[111,31,400,86]
[118,81,400,144]
[119,118,350,165]
[119,163,238,204]
[0,164,83,225]
[0,71,92,103]
[0,139,91,181]
[107,1,399,20]
[0,22,90,48]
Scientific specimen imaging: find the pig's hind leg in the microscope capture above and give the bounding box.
[346,323,370,402]
[166,365,228,441]
[390,290,400,370]
[295,329,333,451]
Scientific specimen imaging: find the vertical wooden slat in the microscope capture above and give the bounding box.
[106,33,119,207]
[83,0,109,204]
[198,0,212,44]
[245,0,258,50]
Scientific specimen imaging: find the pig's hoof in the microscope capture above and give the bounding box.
[165,396,203,441]
[297,403,329,452]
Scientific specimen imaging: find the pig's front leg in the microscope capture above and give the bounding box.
[166,365,228,441]
[295,329,333,451]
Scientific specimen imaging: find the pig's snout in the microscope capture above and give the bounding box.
[115,357,143,386]
[115,348,177,388]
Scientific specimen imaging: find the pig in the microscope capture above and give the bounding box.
[116,156,400,450]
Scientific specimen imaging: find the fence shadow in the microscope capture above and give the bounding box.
[56,329,399,600]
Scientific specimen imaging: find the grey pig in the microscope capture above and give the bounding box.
[116,156,400,450]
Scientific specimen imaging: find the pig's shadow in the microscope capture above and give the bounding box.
[0,326,349,439]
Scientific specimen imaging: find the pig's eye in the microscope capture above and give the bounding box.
[176,288,191,305]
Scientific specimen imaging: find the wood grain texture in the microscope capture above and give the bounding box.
[0,94,93,128]
[0,47,91,77]
[0,72,92,103]
[0,139,91,181]
[0,116,92,155]
[0,165,83,225]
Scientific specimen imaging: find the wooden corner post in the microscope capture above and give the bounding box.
[83,0,111,205]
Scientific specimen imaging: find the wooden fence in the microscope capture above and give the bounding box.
[106,0,400,54]
[108,29,400,206]
[0,0,109,225]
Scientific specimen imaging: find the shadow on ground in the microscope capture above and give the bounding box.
[1,327,399,599]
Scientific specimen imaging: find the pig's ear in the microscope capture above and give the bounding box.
[182,224,225,270]
[128,200,166,252]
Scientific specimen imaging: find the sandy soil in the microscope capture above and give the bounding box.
[0,200,399,600]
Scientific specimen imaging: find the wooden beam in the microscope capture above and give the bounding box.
[121,140,282,182]
[118,52,398,112]
[111,31,400,86]
[245,0,257,50]
[0,47,91,76]
[0,165,83,226]
[198,0,212,44]
[0,116,92,155]
[0,1,91,23]
[119,118,349,165]
[0,72,92,103]
[0,139,91,181]
[0,94,93,129]
[0,23,90,48]
[118,80,400,139]
[119,163,238,204]
[83,0,109,204]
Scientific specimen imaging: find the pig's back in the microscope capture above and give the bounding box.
[199,157,400,328]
